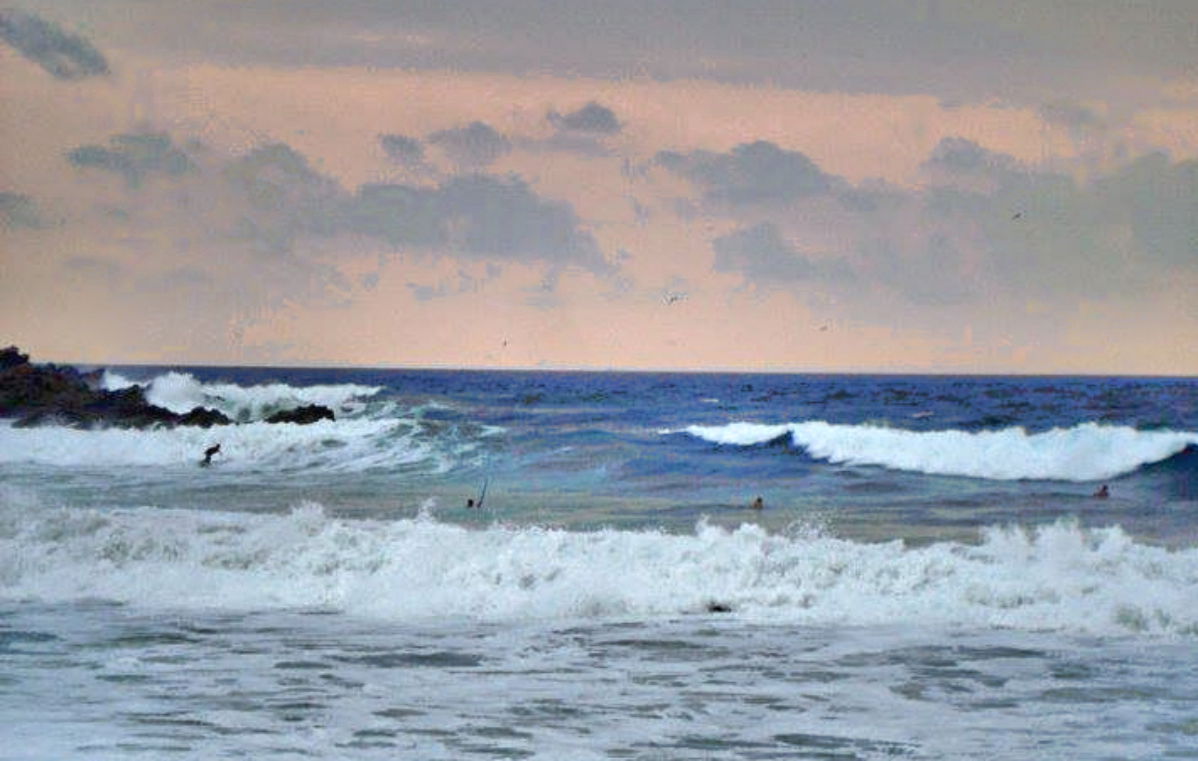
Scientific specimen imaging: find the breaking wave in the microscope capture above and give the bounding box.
[680,421,1198,482]
[0,371,485,473]
[0,417,443,472]
[1,494,1196,635]
[102,370,382,422]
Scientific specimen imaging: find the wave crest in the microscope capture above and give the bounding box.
[681,421,1198,481]
[102,370,382,421]
[2,497,1196,635]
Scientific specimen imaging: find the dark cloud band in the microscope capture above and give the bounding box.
[0,9,109,79]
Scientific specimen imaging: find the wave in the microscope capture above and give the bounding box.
[1,494,1195,635]
[680,421,1198,482]
[102,370,382,422]
[1,374,494,474]
[0,417,450,472]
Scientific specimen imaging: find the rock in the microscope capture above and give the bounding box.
[177,406,232,428]
[1,360,95,415]
[0,344,227,429]
[264,404,335,425]
[83,385,179,428]
[0,345,30,371]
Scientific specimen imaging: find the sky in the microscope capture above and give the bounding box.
[1,1,1196,373]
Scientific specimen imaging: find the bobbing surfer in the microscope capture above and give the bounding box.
[467,478,489,508]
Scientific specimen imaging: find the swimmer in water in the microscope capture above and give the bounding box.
[1093,484,1110,499]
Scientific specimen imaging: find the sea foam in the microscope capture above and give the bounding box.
[0,418,440,472]
[681,421,1198,481]
[2,496,1195,635]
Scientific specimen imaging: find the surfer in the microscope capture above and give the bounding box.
[467,478,490,508]
[200,443,221,467]
[750,496,764,510]
[1093,484,1110,499]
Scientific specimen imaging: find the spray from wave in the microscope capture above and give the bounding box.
[102,370,382,422]
[2,493,1195,635]
[679,421,1198,482]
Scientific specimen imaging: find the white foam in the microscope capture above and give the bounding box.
[0,418,439,472]
[102,370,382,421]
[2,497,1195,636]
[681,421,1198,481]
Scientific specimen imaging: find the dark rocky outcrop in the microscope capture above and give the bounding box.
[264,404,335,425]
[0,345,29,371]
[1,345,341,429]
[176,406,233,428]
[0,344,230,429]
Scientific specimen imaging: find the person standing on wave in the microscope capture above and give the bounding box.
[200,443,221,467]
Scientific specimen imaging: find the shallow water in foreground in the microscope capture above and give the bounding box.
[6,604,1198,761]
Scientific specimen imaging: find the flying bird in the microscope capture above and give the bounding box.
[663,291,687,305]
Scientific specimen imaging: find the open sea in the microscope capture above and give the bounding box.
[2,366,1197,760]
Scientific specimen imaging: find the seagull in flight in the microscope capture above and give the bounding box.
[663,291,687,305]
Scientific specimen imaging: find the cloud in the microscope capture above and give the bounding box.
[656,141,836,205]
[379,133,430,170]
[713,222,852,287]
[63,255,125,280]
[406,281,447,301]
[60,2,1198,106]
[221,142,343,251]
[1093,152,1198,269]
[58,132,612,280]
[922,137,1019,175]
[340,183,442,248]
[0,8,109,79]
[439,174,604,266]
[698,136,1196,312]
[427,121,511,169]
[340,174,610,273]
[67,133,195,187]
[523,101,623,156]
[1038,100,1104,130]
[150,266,214,290]
[224,143,339,206]
[405,266,500,302]
[548,102,621,134]
[917,141,1197,298]
[857,234,981,306]
[0,192,45,229]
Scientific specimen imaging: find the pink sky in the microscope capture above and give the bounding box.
[2,2,1196,373]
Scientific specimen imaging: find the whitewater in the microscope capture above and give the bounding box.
[681,420,1198,482]
[2,367,1197,759]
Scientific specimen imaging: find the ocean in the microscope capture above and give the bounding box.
[2,367,1197,760]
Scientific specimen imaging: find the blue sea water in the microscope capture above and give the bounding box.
[2,367,1197,759]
